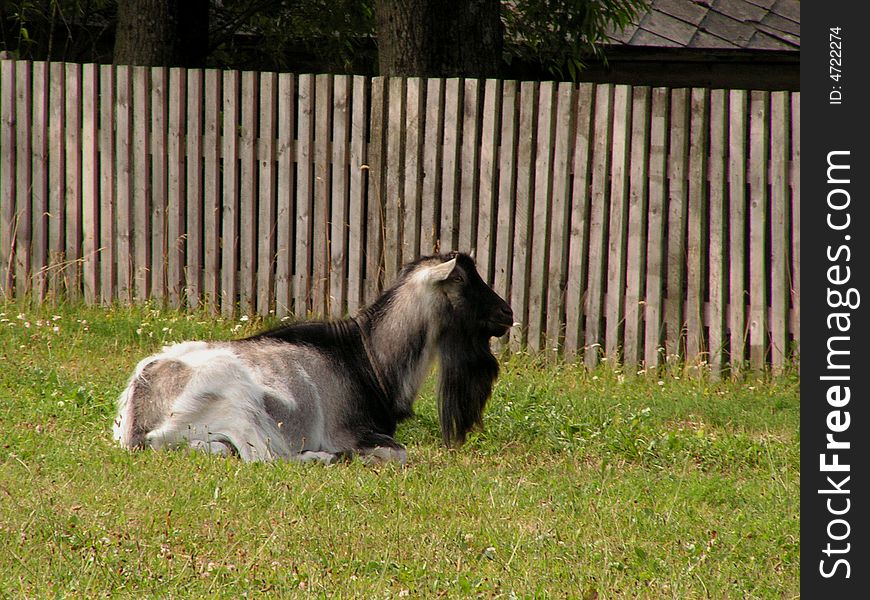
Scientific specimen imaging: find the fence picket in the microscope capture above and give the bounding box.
[665,88,689,361]
[624,86,650,369]
[98,64,115,304]
[186,69,203,309]
[258,72,278,316]
[48,63,66,298]
[384,76,404,280]
[312,74,331,314]
[748,91,769,369]
[346,75,367,314]
[365,77,386,304]
[584,84,613,368]
[493,80,517,336]
[239,71,258,315]
[275,73,296,317]
[708,89,728,377]
[64,63,82,300]
[441,78,462,253]
[459,78,480,253]
[421,78,444,255]
[545,82,574,357]
[643,87,668,369]
[563,83,594,358]
[31,62,50,302]
[528,81,556,353]
[330,75,351,317]
[115,66,133,303]
[15,61,33,298]
[510,81,537,351]
[150,67,167,301]
[728,89,748,370]
[685,88,708,363]
[221,69,240,316]
[203,69,221,313]
[296,74,314,314]
[167,68,186,309]
[402,77,424,262]
[770,91,790,370]
[1,60,16,297]
[476,79,500,284]
[604,85,632,362]
[81,64,98,303]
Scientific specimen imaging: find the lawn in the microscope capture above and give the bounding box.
[0,302,799,598]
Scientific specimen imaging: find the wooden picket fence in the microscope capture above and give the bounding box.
[0,60,799,372]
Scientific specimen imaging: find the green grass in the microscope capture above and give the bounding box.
[0,301,799,598]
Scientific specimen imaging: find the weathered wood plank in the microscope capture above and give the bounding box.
[258,72,277,316]
[64,62,82,300]
[643,87,669,369]
[295,73,314,314]
[623,86,651,369]
[604,84,632,362]
[275,73,296,317]
[346,75,367,314]
[440,78,462,253]
[476,78,500,284]
[166,67,186,309]
[330,75,351,317]
[685,88,708,363]
[81,63,98,303]
[707,89,728,376]
[728,89,748,370]
[493,80,517,329]
[563,83,594,358]
[202,69,221,313]
[239,70,258,314]
[31,62,50,302]
[664,88,690,361]
[15,61,33,298]
[48,62,66,298]
[510,81,537,351]
[384,76,404,281]
[365,77,386,304]
[221,69,240,316]
[185,68,203,309]
[312,73,331,314]
[770,91,789,370]
[115,65,133,304]
[402,77,424,262]
[0,60,14,297]
[584,84,614,368]
[748,90,769,369]
[544,82,574,356]
[98,64,115,304]
[420,78,444,255]
[149,67,168,301]
[528,81,555,353]
[458,78,480,253]
[790,93,800,354]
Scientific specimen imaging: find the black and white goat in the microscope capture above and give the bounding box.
[113,252,514,464]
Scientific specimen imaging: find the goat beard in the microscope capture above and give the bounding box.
[437,329,500,447]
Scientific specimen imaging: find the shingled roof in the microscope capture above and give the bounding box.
[608,0,799,51]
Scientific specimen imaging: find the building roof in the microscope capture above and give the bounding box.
[608,0,799,51]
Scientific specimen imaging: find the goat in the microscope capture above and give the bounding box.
[113,252,514,464]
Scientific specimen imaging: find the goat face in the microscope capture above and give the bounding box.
[436,252,514,338]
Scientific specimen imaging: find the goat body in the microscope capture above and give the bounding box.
[113,253,513,464]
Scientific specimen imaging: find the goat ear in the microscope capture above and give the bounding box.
[424,257,457,283]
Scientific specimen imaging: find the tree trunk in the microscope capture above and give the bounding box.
[375,0,503,78]
[114,0,208,67]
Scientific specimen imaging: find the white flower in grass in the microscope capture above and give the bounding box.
[240,315,249,322]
